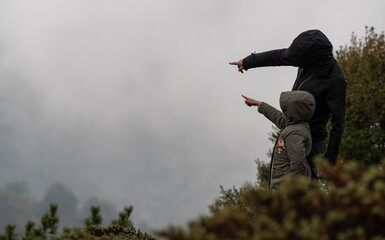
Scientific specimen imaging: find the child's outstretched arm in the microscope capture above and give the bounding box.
[242,95,286,129]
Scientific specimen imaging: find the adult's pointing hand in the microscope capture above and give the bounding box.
[229,59,247,73]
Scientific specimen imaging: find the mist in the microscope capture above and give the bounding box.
[0,181,119,230]
[1,0,384,229]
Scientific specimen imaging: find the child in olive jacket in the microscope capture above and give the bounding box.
[242,91,315,189]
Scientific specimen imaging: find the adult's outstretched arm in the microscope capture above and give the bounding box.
[242,49,295,70]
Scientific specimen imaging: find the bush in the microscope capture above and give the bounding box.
[0,205,155,240]
[156,158,385,240]
[336,26,385,164]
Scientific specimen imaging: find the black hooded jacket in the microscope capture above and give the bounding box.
[242,30,346,164]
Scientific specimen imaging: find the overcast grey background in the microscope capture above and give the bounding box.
[0,0,384,230]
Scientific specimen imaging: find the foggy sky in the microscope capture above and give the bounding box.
[1,0,384,229]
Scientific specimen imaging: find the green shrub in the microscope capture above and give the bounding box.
[0,224,18,240]
[84,205,103,228]
[156,158,385,240]
[1,205,155,240]
[110,206,133,228]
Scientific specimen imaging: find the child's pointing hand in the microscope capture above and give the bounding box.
[242,95,261,107]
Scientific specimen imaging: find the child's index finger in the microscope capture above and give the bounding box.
[241,95,248,99]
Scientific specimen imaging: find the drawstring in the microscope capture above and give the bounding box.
[297,73,314,90]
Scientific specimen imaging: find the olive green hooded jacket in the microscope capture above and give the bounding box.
[258,91,315,189]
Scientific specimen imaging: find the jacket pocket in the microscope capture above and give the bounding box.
[272,157,290,179]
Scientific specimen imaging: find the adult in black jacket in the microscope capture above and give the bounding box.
[230,30,346,178]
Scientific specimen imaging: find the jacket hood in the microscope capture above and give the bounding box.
[280,91,315,123]
[287,30,334,69]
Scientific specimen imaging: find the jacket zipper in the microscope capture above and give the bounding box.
[269,135,280,187]
[269,141,276,187]
[297,72,314,90]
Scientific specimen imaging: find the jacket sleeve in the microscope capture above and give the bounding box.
[242,49,297,70]
[324,77,347,164]
[285,132,308,176]
[257,102,286,129]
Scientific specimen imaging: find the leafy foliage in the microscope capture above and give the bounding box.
[0,205,155,240]
[86,225,155,240]
[41,204,59,235]
[255,159,270,188]
[21,221,41,240]
[207,159,270,217]
[84,205,103,227]
[336,26,385,164]
[156,158,385,240]
[0,224,18,240]
[110,206,133,228]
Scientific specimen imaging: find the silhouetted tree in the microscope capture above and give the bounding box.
[0,182,36,231]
